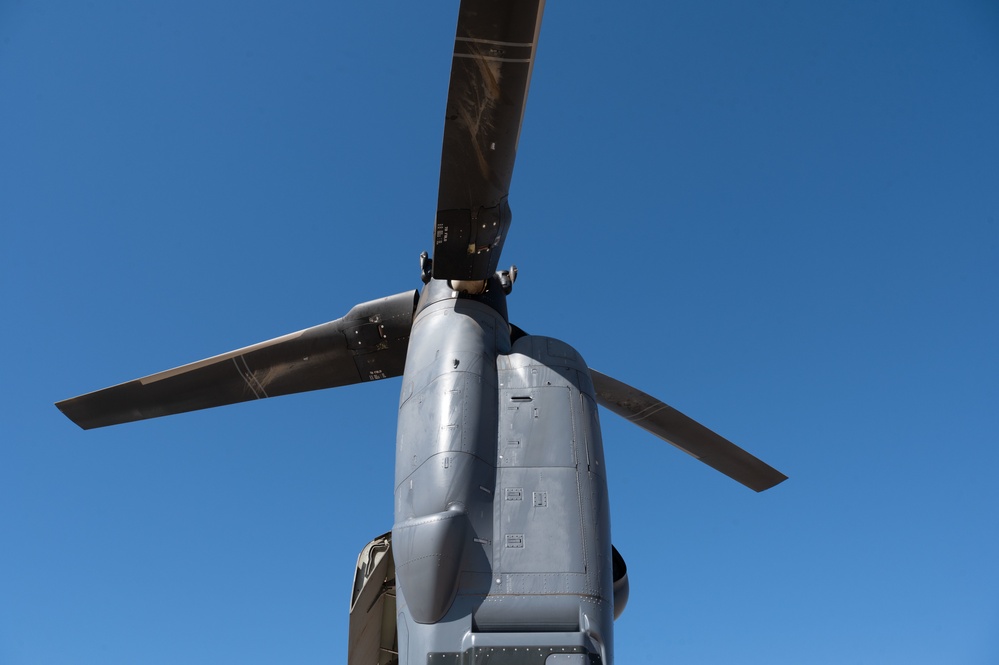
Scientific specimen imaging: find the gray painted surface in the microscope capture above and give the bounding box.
[391,280,612,664]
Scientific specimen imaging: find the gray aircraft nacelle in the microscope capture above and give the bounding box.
[350,278,624,665]
[56,3,784,662]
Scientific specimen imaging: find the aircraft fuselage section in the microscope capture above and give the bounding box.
[392,279,613,663]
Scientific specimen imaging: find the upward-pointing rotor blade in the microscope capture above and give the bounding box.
[433,0,546,282]
[590,369,787,492]
[56,291,419,430]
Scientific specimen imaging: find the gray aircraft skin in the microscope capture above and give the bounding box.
[56,1,786,663]
[389,277,618,663]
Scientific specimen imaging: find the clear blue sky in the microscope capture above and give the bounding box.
[3,1,998,663]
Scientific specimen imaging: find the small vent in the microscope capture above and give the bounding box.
[505,534,524,548]
[505,487,523,501]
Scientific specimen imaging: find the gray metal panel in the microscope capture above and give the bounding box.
[547,655,591,665]
[579,393,605,477]
[499,387,578,468]
[495,466,584,574]
[396,296,504,493]
[470,595,582,633]
[393,507,469,624]
[479,335,614,645]
[458,633,605,664]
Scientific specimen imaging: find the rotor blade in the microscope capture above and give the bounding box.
[56,291,419,430]
[589,369,787,492]
[432,0,546,282]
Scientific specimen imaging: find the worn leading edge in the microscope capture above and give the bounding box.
[57,1,786,663]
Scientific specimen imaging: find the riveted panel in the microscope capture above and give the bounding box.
[498,387,577,468]
[495,467,584,574]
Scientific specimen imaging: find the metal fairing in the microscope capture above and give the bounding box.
[392,279,611,664]
[349,533,398,665]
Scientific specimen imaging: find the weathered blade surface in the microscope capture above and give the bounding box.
[56,291,419,430]
[433,0,546,281]
[590,369,788,492]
